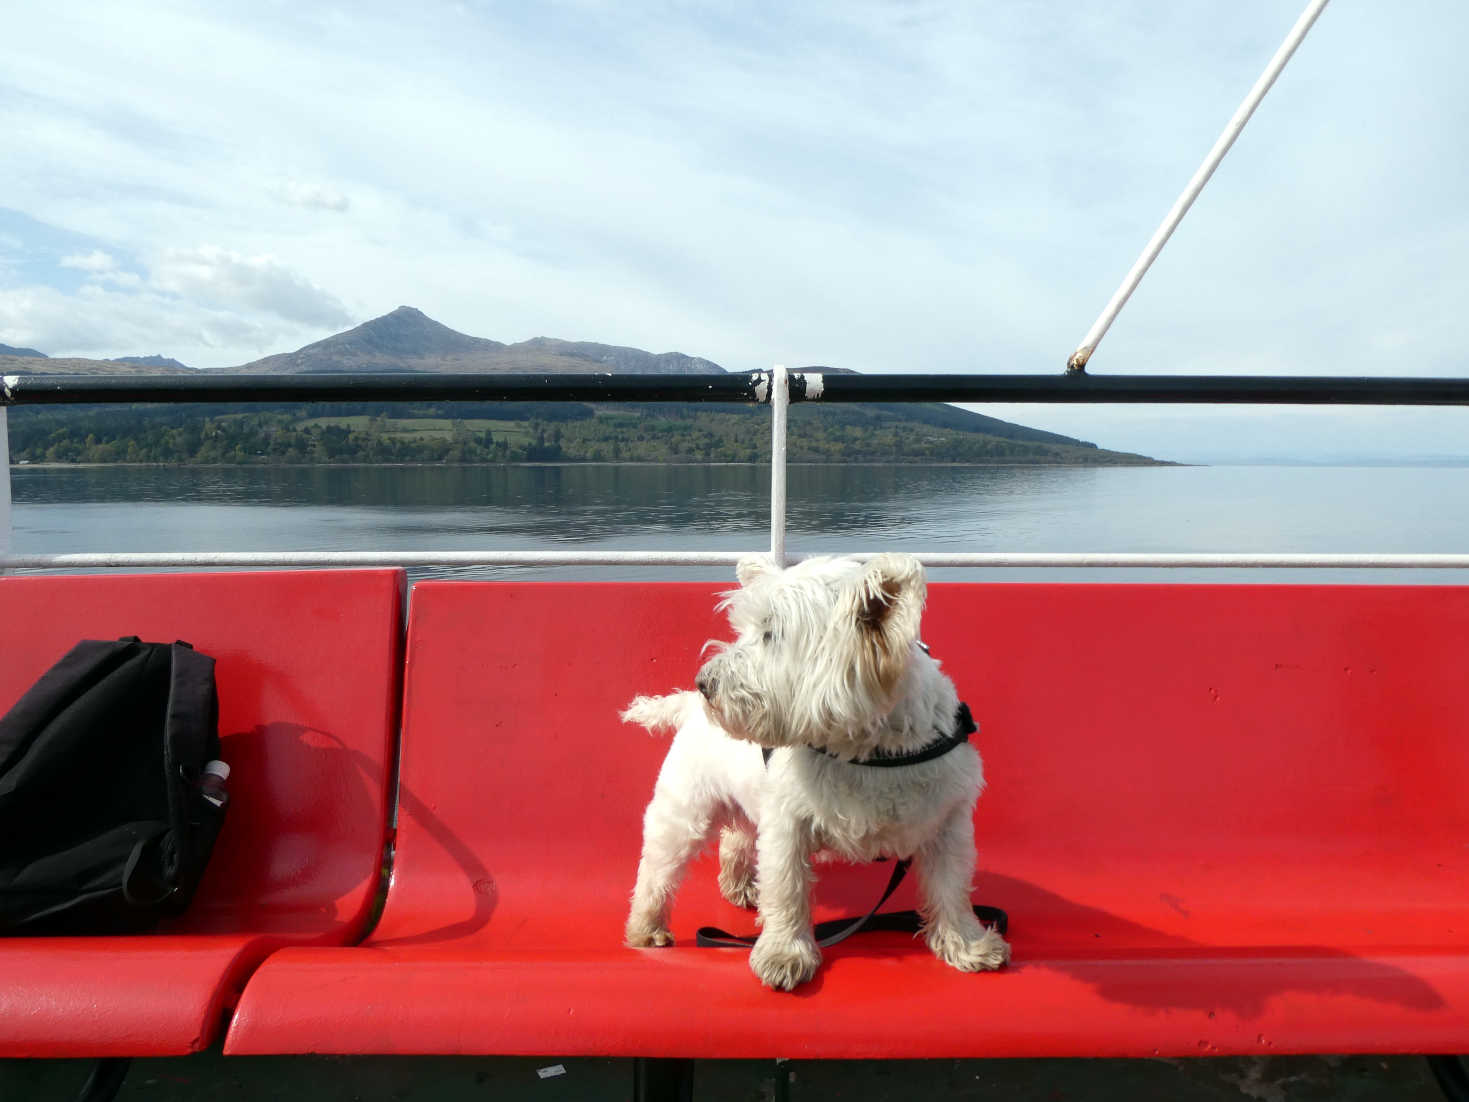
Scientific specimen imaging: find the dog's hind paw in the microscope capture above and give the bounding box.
[749,932,821,990]
[929,924,1011,972]
[718,875,759,909]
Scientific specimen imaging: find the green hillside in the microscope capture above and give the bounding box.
[6,401,1160,465]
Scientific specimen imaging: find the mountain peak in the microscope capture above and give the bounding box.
[233,307,505,373]
[230,308,727,376]
[342,306,498,356]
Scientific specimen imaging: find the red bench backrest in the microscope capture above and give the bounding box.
[0,570,405,937]
[378,580,1469,954]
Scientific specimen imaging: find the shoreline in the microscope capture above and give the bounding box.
[9,458,1181,470]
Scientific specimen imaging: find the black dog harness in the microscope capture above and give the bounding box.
[758,702,976,768]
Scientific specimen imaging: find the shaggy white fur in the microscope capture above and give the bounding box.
[623,553,1010,990]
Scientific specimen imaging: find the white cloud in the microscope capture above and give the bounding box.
[277,181,350,212]
[57,248,144,289]
[99,270,143,289]
[151,246,353,329]
[1,284,207,359]
[59,249,116,273]
[0,280,330,365]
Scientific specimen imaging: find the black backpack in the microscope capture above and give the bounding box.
[0,637,229,935]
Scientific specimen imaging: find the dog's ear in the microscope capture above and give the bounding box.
[851,554,927,693]
[736,554,777,587]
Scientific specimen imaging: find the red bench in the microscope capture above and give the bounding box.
[0,569,404,1057]
[226,580,1469,1060]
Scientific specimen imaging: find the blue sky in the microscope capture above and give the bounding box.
[3,0,1468,462]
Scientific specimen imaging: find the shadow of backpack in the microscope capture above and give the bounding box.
[0,637,228,935]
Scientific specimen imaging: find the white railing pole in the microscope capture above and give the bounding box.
[5,550,1469,571]
[770,364,788,567]
[1066,0,1331,372]
[0,407,10,575]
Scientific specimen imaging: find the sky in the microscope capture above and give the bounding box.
[3,0,1468,463]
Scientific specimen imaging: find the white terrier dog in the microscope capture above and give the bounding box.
[622,553,1010,990]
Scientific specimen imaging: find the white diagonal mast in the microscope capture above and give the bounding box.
[1067,0,1332,373]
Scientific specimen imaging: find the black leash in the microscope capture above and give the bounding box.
[707,692,1002,949]
[702,664,1003,950]
[695,858,1008,949]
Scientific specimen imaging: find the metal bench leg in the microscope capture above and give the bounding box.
[76,1058,131,1102]
[1428,1056,1469,1101]
[633,1057,694,1102]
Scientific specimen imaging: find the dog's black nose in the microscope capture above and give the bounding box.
[696,670,717,701]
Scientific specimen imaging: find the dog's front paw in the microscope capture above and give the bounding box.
[749,931,821,990]
[625,918,674,948]
[928,924,1011,972]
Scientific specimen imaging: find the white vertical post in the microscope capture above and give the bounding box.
[769,364,788,567]
[0,406,10,572]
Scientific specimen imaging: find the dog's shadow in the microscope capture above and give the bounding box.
[770,868,1447,1015]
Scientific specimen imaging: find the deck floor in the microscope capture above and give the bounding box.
[0,1053,1450,1100]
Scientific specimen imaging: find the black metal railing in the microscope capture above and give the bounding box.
[7,370,1469,407]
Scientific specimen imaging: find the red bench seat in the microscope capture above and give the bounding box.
[226,581,1469,1058]
[0,570,404,1057]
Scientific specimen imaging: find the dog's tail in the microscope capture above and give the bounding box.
[620,691,700,735]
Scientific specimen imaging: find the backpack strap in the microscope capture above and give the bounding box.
[120,826,176,907]
[158,641,219,881]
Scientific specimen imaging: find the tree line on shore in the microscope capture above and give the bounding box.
[7,401,1154,466]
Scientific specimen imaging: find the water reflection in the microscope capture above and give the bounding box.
[11,462,1469,585]
[13,464,1083,542]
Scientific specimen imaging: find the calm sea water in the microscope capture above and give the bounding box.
[8,462,1469,584]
